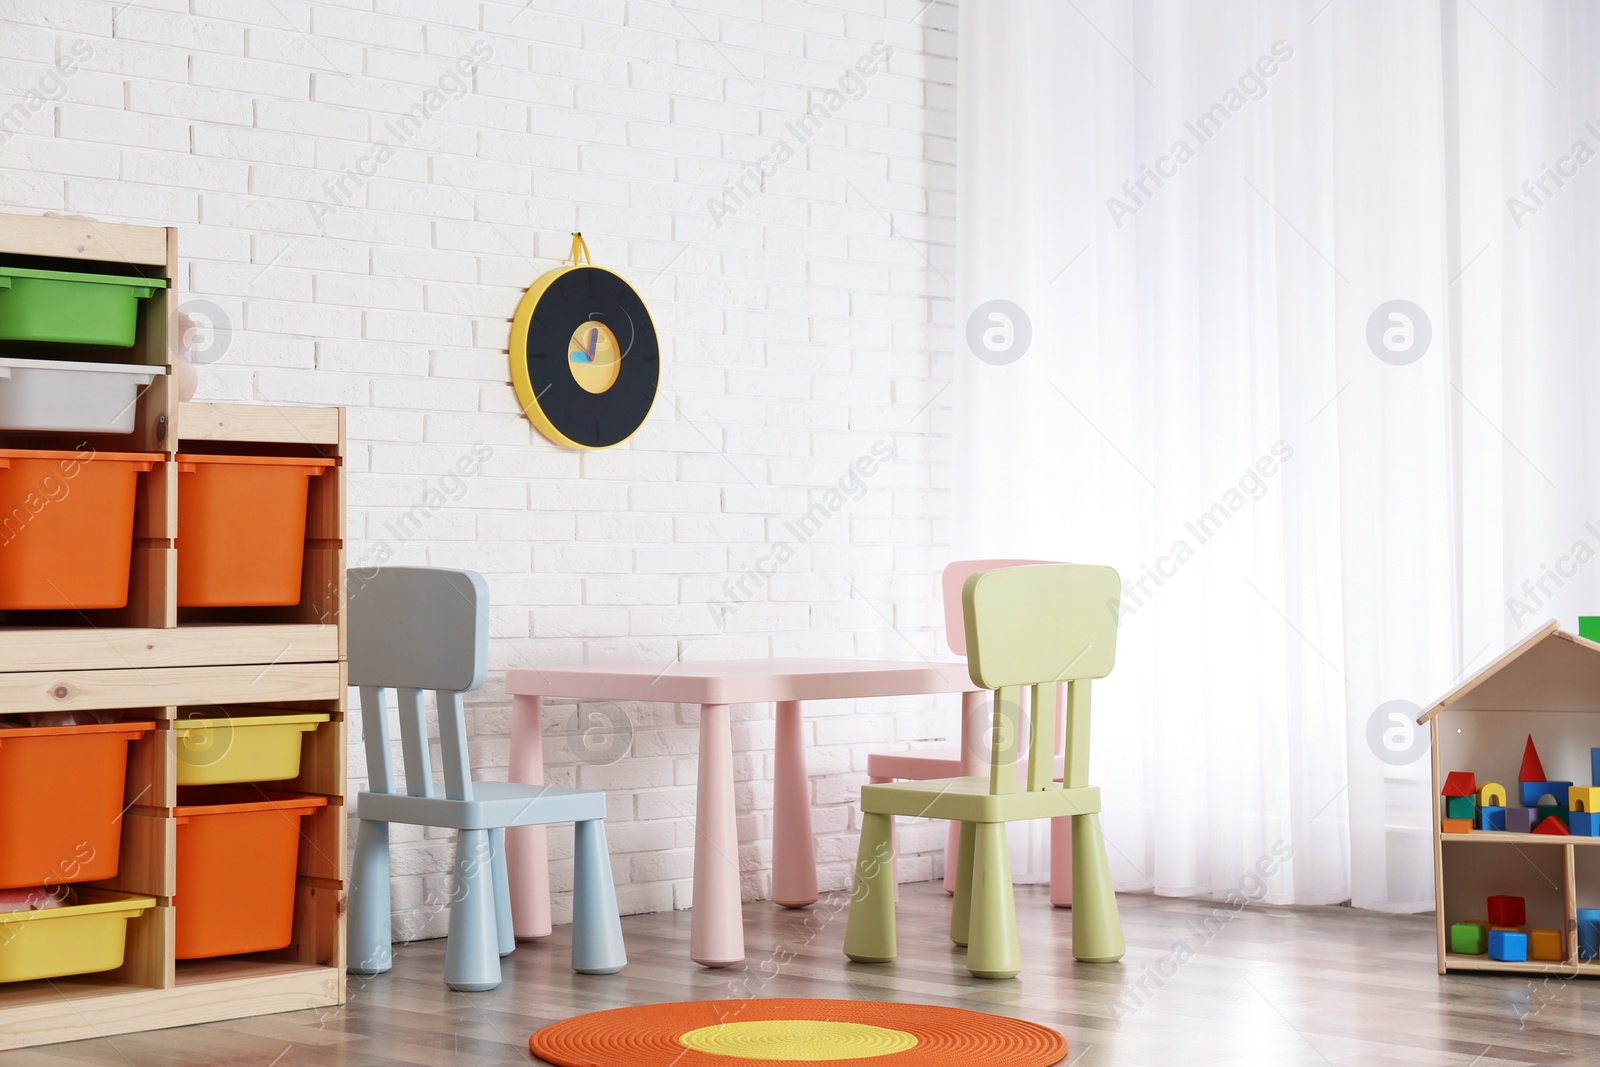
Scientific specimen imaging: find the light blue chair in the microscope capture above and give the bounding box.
[345,566,625,990]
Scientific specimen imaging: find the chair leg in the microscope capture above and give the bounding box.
[444,829,502,991]
[347,819,392,976]
[949,819,975,947]
[490,827,515,958]
[868,777,899,902]
[843,811,896,963]
[571,819,627,974]
[1070,812,1125,962]
[966,821,1021,979]
[1050,816,1074,908]
[941,819,961,895]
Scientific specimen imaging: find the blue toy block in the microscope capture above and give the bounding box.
[1593,749,1600,789]
[1489,929,1529,962]
[1580,908,1600,961]
[1505,807,1538,833]
[1480,806,1506,831]
[1572,812,1600,837]
[1522,781,1574,807]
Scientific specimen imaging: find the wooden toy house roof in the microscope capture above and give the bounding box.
[1417,620,1600,722]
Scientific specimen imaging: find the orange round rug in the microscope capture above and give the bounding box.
[529,999,1067,1067]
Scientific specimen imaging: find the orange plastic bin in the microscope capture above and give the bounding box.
[173,787,327,959]
[0,449,160,610]
[176,454,334,607]
[0,720,155,889]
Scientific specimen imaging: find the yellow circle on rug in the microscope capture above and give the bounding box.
[680,1020,918,1061]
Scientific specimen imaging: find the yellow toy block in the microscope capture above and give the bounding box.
[1530,928,1564,961]
[1480,782,1507,807]
[1569,786,1600,814]
[1442,818,1473,833]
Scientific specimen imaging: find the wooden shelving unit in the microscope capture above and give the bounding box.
[1421,621,1600,977]
[0,213,346,1049]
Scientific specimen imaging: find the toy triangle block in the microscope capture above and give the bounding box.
[1443,771,1477,797]
[1534,815,1571,836]
[1521,736,1548,784]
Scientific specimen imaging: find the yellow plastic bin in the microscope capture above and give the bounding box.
[174,711,331,786]
[0,891,156,982]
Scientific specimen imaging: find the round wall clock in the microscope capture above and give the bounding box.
[509,234,660,449]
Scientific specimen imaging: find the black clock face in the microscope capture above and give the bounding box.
[513,266,660,449]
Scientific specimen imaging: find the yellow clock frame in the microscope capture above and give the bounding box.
[509,235,660,450]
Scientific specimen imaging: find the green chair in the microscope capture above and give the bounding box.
[843,563,1125,979]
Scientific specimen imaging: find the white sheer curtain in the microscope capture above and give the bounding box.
[955,0,1600,910]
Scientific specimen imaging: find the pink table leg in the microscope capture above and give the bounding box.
[944,690,988,893]
[772,700,818,908]
[691,702,744,967]
[505,693,551,940]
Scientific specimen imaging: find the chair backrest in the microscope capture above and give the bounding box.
[940,559,1055,654]
[960,563,1121,796]
[347,567,490,802]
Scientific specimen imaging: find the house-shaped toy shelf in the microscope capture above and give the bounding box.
[1420,620,1600,975]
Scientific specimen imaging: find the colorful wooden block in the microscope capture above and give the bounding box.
[1446,795,1476,820]
[1480,806,1506,831]
[1537,802,1569,828]
[1522,781,1574,807]
[1592,748,1600,789]
[1488,895,1527,927]
[1443,770,1477,797]
[1442,818,1474,834]
[1450,921,1489,955]
[1579,616,1600,643]
[1570,786,1600,813]
[1529,928,1564,962]
[1522,736,1548,783]
[1506,807,1538,833]
[1571,812,1600,836]
[1489,929,1529,962]
[1534,815,1571,836]
[1579,908,1600,961]
[1480,782,1507,806]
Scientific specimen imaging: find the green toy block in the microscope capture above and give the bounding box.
[1446,796,1475,820]
[1537,802,1569,828]
[1580,616,1600,643]
[1450,921,1489,955]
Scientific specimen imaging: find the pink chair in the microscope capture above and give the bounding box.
[865,560,1073,906]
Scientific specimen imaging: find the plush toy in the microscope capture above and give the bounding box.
[175,309,200,400]
[0,886,75,912]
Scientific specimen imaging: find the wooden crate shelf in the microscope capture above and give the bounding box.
[0,963,341,1051]
[0,624,340,674]
[0,212,348,1050]
[1421,621,1600,976]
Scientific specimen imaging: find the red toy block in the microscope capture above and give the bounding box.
[1488,895,1527,927]
[1443,771,1477,797]
[1534,816,1571,836]
[1521,736,1548,785]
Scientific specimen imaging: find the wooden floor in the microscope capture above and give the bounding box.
[11,883,1600,1065]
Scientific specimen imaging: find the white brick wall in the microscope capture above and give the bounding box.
[0,0,957,940]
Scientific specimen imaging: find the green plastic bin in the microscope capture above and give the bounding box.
[0,267,167,347]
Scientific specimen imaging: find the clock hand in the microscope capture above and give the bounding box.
[572,327,599,363]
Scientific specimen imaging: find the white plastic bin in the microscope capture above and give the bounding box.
[0,358,161,434]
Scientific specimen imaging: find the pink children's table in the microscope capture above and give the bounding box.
[503,658,983,967]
